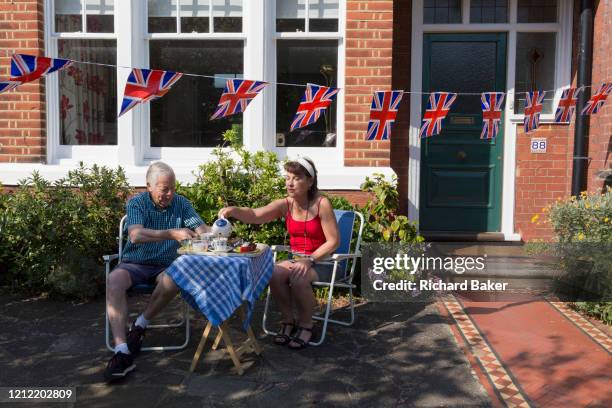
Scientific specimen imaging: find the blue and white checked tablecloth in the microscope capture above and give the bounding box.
[166,247,274,329]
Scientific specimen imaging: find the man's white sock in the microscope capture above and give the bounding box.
[135,314,149,329]
[115,343,130,355]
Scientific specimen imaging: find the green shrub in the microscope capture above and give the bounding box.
[359,173,422,243]
[1,164,132,298]
[572,301,612,325]
[0,183,10,277]
[544,188,612,324]
[547,188,612,243]
[178,130,288,245]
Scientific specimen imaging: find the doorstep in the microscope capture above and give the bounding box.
[421,231,507,242]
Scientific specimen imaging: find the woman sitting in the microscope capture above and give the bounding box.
[218,157,339,349]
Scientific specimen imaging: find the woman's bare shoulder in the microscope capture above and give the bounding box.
[317,195,335,212]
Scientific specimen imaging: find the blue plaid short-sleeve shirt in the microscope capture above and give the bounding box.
[122,192,204,266]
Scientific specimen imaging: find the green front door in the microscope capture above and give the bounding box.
[420,33,507,232]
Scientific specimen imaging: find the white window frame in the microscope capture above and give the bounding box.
[34,0,393,189]
[408,0,573,240]
[45,1,344,166]
[45,0,119,166]
[267,0,346,166]
[142,0,248,163]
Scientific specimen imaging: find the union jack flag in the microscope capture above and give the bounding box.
[366,90,404,141]
[554,87,582,123]
[119,68,183,117]
[0,81,21,94]
[290,83,340,132]
[210,79,268,120]
[581,83,612,115]
[419,92,457,138]
[480,92,505,140]
[523,90,546,133]
[10,54,73,84]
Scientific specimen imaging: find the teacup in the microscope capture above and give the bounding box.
[192,239,206,252]
[200,232,214,243]
[211,237,230,252]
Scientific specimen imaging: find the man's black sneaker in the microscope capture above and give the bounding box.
[126,323,146,355]
[103,352,135,381]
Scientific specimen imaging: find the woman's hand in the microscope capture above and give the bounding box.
[218,206,236,219]
[289,259,313,283]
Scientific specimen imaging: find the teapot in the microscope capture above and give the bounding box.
[211,217,233,238]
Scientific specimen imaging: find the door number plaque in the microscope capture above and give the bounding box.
[530,138,547,153]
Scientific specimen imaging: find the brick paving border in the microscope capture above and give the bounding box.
[442,297,532,408]
[546,300,612,354]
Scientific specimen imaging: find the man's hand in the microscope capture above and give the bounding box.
[170,228,198,242]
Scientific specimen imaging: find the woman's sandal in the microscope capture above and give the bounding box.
[287,326,313,350]
[274,321,295,345]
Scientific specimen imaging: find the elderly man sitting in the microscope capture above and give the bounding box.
[104,161,209,381]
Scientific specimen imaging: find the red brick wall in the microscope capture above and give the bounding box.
[324,190,371,208]
[514,125,574,241]
[391,0,411,214]
[344,0,394,167]
[0,0,46,163]
[587,0,611,192]
[515,0,611,241]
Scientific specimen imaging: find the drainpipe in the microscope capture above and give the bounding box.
[571,0,594,196]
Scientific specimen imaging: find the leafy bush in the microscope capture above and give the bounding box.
[572,301,612,325]
[542,188,612,324]
[359,173,422,243]
[1,164,132,298]
[0,183,10,277]
[178,130,288,245]
[547,188,612,243]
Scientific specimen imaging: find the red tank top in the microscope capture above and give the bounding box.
[285,197,326,255]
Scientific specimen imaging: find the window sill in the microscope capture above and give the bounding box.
[508,114,566,125]
[0,163,396,190]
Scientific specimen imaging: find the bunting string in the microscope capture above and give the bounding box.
[0,51,604,95]
[0,52,610,142]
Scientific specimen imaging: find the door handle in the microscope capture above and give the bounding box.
[456,150,467,161]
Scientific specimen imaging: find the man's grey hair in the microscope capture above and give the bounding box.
[146,161,176,186]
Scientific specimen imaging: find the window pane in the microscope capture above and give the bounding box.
[276,40,338,147]
[517,0,557,23]
[514,32,556,114]
[85,0,114,33]
[277,0,306,32]
[58,39,117,145]
[180,0,209,32]
[309,0,338,32]
[428,40,498,115]
[471,0,507,23]
[424,0,462,24]
[182,17,210,32]
[55,0,82,32]
[212,0,242,32]
[149,0,178,33]
[149,40,244,147]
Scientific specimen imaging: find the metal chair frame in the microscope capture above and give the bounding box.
[103,215,190,352]
[262,210,364,346]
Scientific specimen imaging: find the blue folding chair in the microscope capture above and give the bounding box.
[103,216,190,352]
[262,209,364,346]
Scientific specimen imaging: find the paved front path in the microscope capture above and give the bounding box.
[0,293,492,407]
[443,296,612,408]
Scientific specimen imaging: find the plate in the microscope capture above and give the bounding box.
[178,243,268,257]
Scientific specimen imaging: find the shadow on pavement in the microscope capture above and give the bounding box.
[0,292,493,407]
